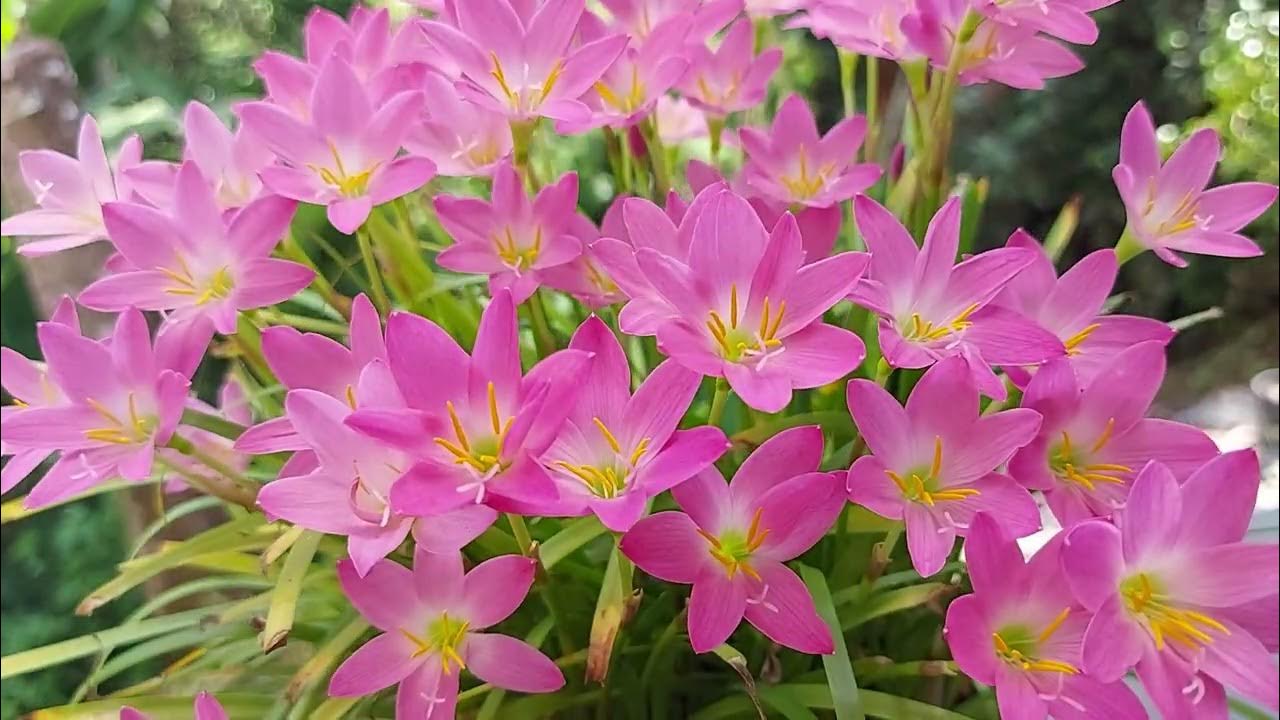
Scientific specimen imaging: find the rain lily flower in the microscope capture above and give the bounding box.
[1113,101,1277,266]
[745,0,806,18]
[404,72,513,177]
[79,162,313,335]
[945,514,1147,720]
[1,309,192,508]
[539,316,728,530]
[850,195,1063,400]
[421,0,628,124]
[655,95,708,145]
[847,356,1043,576]
[1,297,78,494]
[2,115,142,257]
[788,0,929,61]
[238,56,435,233]
[973,0,1117,44]
[539,214,628,308]
[346,291,591,515]
[679,19,783,117]
[620,427,844,653]
[601,0,742,42]
[904,7,1084,90]
[434,163,582,303]
[995,231,1174,387]
[120,691,227,720]
[739,95,881,209]
[633,187,870,412]
[127,102,276,211]
[1009,341,1218,526]
[1062,455,1280,718]
[561,14,691,132]
[329,549,564,717]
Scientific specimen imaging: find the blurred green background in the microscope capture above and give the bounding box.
[0,0,1276,717]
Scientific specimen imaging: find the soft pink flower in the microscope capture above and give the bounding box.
[994,231,1174,388]
[601,0,742,41]
[539,317,728,530]
[346,290,591,515]
[944,515,1147,720]
[655,95,708,145]
[788,0,929,61]
[434,163,583,303]
[238,56,435,233]
[632,187,869,412]
[0,297,79,494]
[404,72,513,177]
[120,691,227,720]
[538,213,628,308]
[1009,341,1219,527]
[1113,101,1277,266]
[127,102,276,211]
[79,162,312,335]
[560,14,692,131]
[678,19,782,116]
[847,356,1042,576]
[745,0,806,18]
[851,195,1063,400]
[329,549,564,716]
[1,309,195,508]
[973,0,1117,44]
[739,94,881,208]
[1063,455,1280,718]
[421,0,627,124]
[620,427,843,654]
[2,115,142,257]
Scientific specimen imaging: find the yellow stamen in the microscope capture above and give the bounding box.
[1122,572,1229,651]
[593,417,623,455]
[488,382,502,435]
[1037,607,1072,643]
[1063,323,1101,356]
[1090,418,1116,454]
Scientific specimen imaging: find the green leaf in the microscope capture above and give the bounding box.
[539,515,608,569]
[800,564,864,720]
[710,644,765,719]
[586,543,635,682]
[261,529,323,652]
[28,693,273,719]
[840,582,950,629]
[759,686,820,720]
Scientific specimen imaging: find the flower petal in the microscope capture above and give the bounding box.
[337,557,422,630]
[743,560,833,654]
[465,633,566,692]
[328,631,420,696]
[620,511,711,583]
[688,572,748,653]
[462,555,536,629]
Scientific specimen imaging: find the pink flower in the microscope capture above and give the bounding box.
[655,95,708,145]
[2,115,142,257]
[632,187,870,412]
[120,691,227,720]
[788,0,929,61]
[1,309,194,508]
[538,213,628,308]
[421,0,627,124]
[847,356,1043,576]
[678,19,782,116]
[404,72,513,177]
[745,0,806,18]
[973,0,1117,45]
[738,94,881,208]
[1009,341,1219,527]
[620,427,843,654]
[994,231,1174,388]
[560,14,692,131]
[346,290,591,515]
[0,297,78,495]
[1062,454,1280,718]
[329,549,564,717]
[601,0,742,42]
[944,515,1147,720]
[539,317,728,530]
[79,162,312,335]
[851,195,1063,400]
[434,163,583,303]
[238,56,435,233]
[1113,101,1277,266]
[127,102,276,211]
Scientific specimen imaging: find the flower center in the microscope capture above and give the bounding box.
[899,303,979,344]
[433,382,515,502]
[1144,186,1210,237]
[83,393,157,445]
[311,143,376,198]
[554,417,651,499]
[493,226,542,274]
[697,507,770,580]
[706,284,788,368]
[1062,323,1100,356]
[490,53,562,114]
[992,609,1080,675]
[779,147,834,202]
[885,437,981,506]
[402,612,470,674]
[1121,572,1230,652]
[160,259,236,306]
[594,65,647,114]
[1048,422,1132,492]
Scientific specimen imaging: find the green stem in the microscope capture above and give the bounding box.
[873,358,893,387]
[707,379,730,426]
[256,310,350,336]
[707,116,725,167]
[864,57,880,163]
[839,51,859,119]
[507,513,534,556]
[355,228,391,316]
[527,292,556,356]
[511,119,540,190]
[179,408,245,441]
[642,118,671,198]
[158,442,257,510]
[619,132,635,196]
[1114,226,1146,265]
[923,11,980,211]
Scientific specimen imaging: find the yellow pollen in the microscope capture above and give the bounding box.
[779,147,835,201]
[885,437,978,506]
[309,142,376,198]
[489,53,517,103]
[698,507,770,580]
[902,303,980,343]
[1121,573,1229,652]
[401,612,470,674]
[706,284,787,363]
[553,418,652,499]
[992,612,1081,676]
[344,384,357,409]
[83,393,155,445]
[1050,427,1132,492]
[1063,323,1101,356]
[494,226,542,270]
[433,392,514,475]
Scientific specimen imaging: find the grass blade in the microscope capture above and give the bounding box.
[800,564,865,720]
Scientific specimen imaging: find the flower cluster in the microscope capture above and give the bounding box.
[1,1,1277,719]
